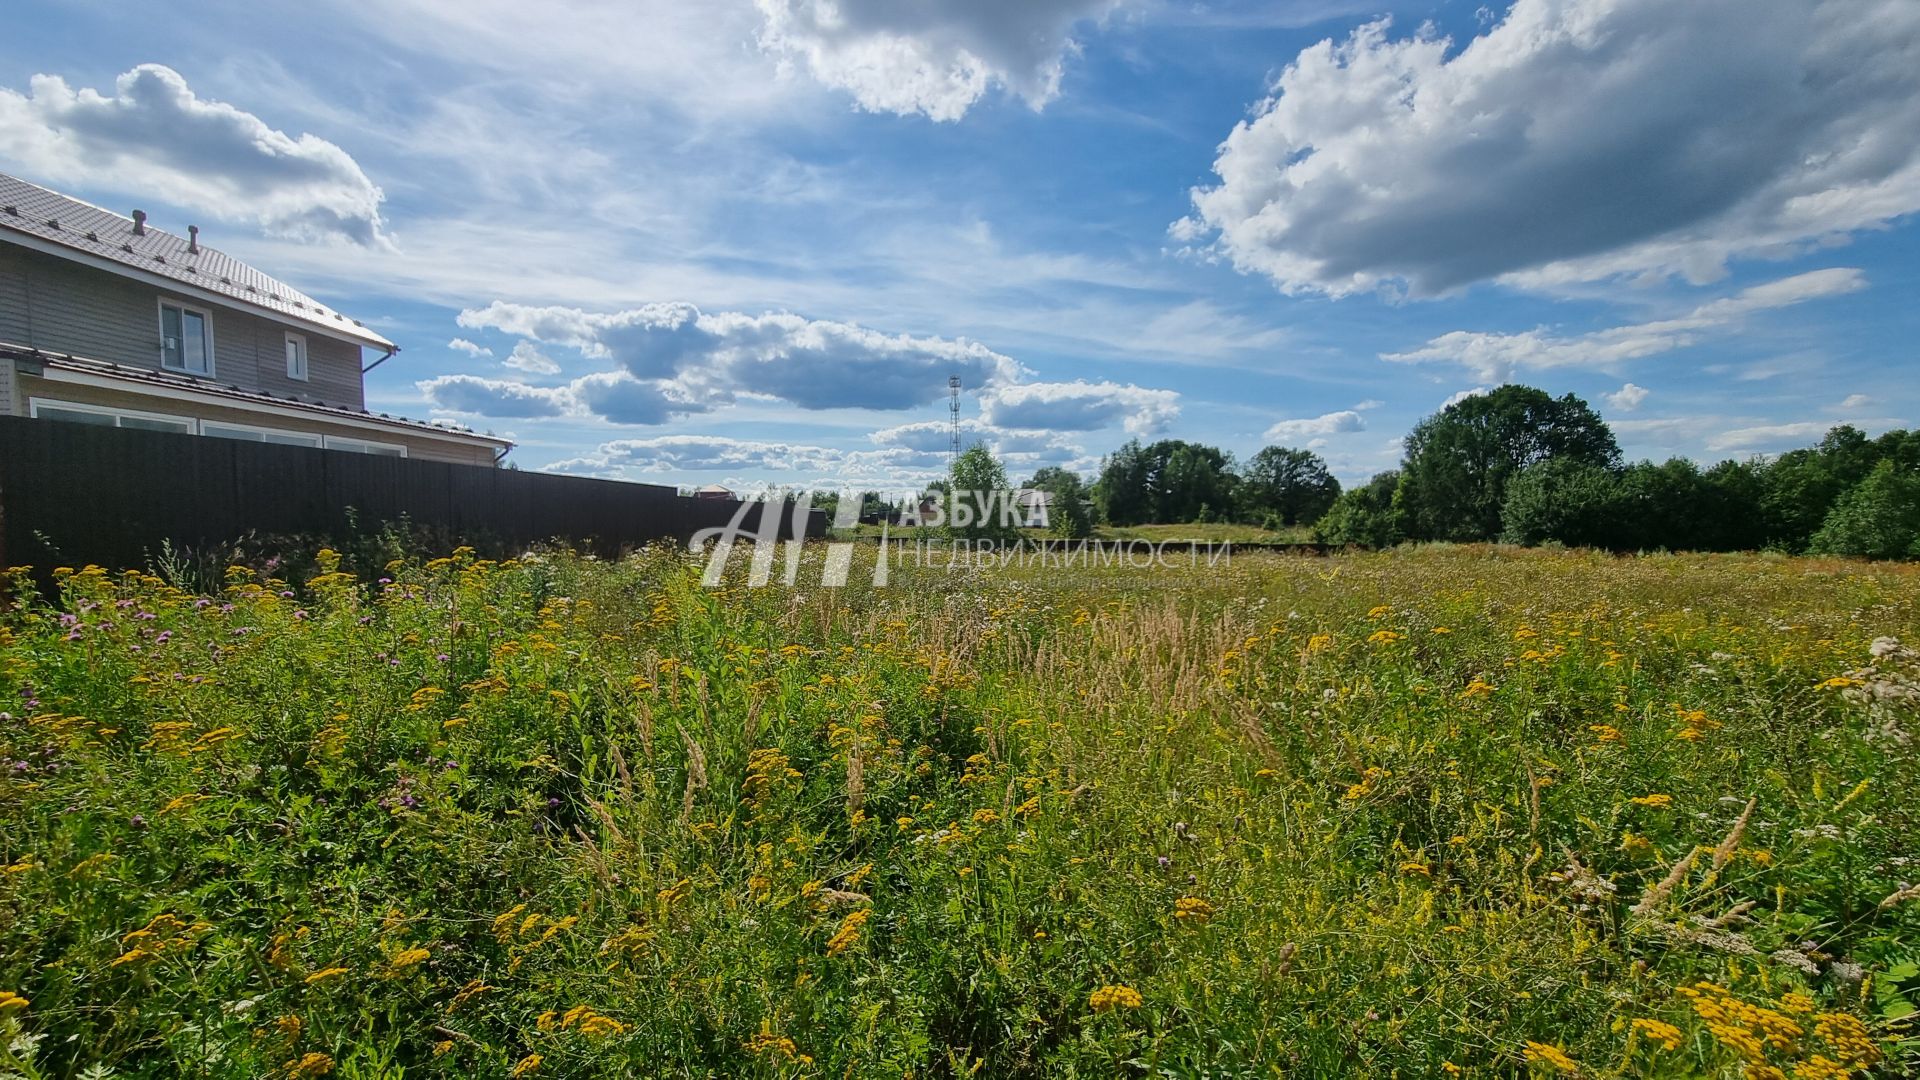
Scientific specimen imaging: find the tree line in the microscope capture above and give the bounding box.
[1048,384,1916,558]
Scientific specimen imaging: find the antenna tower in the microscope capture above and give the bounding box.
[947,375,962,471]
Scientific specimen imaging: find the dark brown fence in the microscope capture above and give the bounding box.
[0,416,821,574]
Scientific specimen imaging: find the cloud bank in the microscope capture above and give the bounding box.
[0,65,391,246]
[1381,268,1866,382]
[754,0,1122,120]
[1174,0,1920,296]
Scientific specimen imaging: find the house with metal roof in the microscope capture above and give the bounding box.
[0,171,510,465]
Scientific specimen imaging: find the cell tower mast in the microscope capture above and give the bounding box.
[947,375,962,472]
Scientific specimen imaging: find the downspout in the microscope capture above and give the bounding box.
[361,345,397,375]
[493,445,512,467]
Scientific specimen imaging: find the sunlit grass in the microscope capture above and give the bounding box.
[0,545,1915,1077]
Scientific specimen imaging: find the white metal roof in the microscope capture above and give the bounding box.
[0,172,396,350]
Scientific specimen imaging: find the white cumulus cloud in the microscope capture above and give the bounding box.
[977,380,1179,435]
[1263,409,1364,443]
[0,65,391,246]
[1381,268,1866,382]
[1706,421,1835,453]
[458,301,1023,413]
[1173,0,1920,296]
[502,342,561,375]
[755,0,1123,121]
[1604,383,1650,412]
[447,338,493,358]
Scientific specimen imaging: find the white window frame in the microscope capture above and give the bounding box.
[284,332,309,381]
[199,419,324,448]
[323,434,408,458]
[29,397,196,434]
[157,298,216,376]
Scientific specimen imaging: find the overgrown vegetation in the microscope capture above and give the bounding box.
[2,545,1917,1076]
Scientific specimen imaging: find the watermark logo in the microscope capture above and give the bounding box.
[690,488,1230,587]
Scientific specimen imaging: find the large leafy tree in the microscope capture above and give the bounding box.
[946,444,1020,541]
[1240,447,1341,526]
[1093,440,1153,526]
[1093,439,1236,525]
[1499,458,1622,548]
[1399,385,1619,541]
[1315,471,1406,547]
[1808,460,1920,559]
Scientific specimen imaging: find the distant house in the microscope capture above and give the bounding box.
[692,484,735,500]
[1015,488,1052,529]
[0,172,510,465]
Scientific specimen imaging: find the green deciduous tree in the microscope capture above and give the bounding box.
[1807,460,1920,559]
[1399,386,1620,542]
[1241,446,1341,526]
[946,444,1020,542]
[1499,458,1622,548]
[1093,439,1236,525]
[1314,471,1406,547]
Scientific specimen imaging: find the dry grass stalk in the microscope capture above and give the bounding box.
[679,727,708,824]
[1879,883,1920,911]
[1632,847,1699,917]
[609,742,633,798]
[846,744,866,816]
[1711,796,1756,869]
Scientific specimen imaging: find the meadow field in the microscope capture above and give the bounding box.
[1,545,1916,1078]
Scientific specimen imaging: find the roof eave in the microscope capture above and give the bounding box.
[0,226,398,351]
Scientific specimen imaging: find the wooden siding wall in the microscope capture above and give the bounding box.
[0,416,823,579]
[0,356,13,418]
[13,370,499,466]
[0,243,365,408]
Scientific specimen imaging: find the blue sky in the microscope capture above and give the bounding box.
[4,0,1916,492]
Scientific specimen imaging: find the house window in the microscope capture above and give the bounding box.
[201,420,323,448]
[159,301,214,375]
[30,398,196,435]
[323,435,407,458]
[285,333,309,381]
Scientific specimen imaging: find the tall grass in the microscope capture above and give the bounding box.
[0,545,1915,1077]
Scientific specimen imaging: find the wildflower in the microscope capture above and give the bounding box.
[449,979,494,1011]
[1588,724,1624,744]
[577,1013,628,1038]
[1173,897,1214,922]
[284,1052,335,1078]
[1400,862,1432,877]
[826,908,870,956]
[1631,1017,1684,1051]
[1630,794,1674,808]
[389,947,430,969]
[511,1054,542,1077]
[1460,679,1497,700]
[304,966,349,985]
[1089,984,1144,1012]
[971,808,1000,825]
[1522,1041,1577,1072]
[1777,992,1815,1014]
[1368,629,1403,645]
[1811,1011,1879,1069]
[745,1026,813,1063]
[0,990,28,1012]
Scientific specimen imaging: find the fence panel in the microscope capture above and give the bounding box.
[0,416,822,577]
